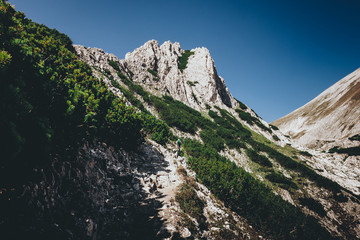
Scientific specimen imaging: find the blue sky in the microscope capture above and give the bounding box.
[8,0,360,122]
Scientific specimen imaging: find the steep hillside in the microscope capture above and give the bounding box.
[1,1,360,239]
[273,68,360,150]
[74,41,360,239]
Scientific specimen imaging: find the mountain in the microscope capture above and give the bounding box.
[272,68,360,150]
[1,2,360,239]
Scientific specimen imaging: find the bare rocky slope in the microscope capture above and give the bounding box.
[272,68,360,150]
[70,41,360,239]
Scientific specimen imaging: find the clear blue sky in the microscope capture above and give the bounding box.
[8,0,360,122]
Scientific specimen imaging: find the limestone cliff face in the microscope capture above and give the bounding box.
[76,40,236,110]
[122,40,236,110]
[74,41,275,141]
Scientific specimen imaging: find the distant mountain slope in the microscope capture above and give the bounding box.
[273,68,360,149]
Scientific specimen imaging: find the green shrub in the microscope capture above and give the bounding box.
[246,149,272,167]
[149,95,214,134]
[235,98,248,110]
[270,124,279,131]
[329,146,360,156]
[141,113,174,145]
[118,75,150,102]
[178,50,194,72]
[108,59,121,72]
[147,68,160,81]
[200,129,225,151]
[265,172,298,189]
[117,71,128,80]
[236,109,272,133]
[299,151,312,157]
[182,139,332,239]
[216,126,247,149]
[208,109,250,149]
[104,68,111,76]
[110,78,122,89]
[249,140,342,192]
[187,80,198,87]
[0,1,144,180]
[147,68,158,77]
[272,134,280,141]
[349,134,360,141]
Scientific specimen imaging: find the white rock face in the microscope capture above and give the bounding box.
[273,68,360,149]
[120,40,237,110]
[74,41,274,137]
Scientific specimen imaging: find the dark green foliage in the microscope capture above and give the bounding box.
[110,77,148,113]
[298,197,326,217]
[246,149,272,167]
[147,68,159,81]
[117,85,148,113]
[151,96,196,133]
[150,95,214,134]
[235,98,248,110]
[236,109,272,133]
[299,151,312,157]
[147,68,158,77]
[270,124,279,131]
[216,126,247,149]
[141,113,174,145]
[349,134,360,141]
[205,103,211,110]
[178,50,194,72]
[249,140,342,192]
[110,72,173,145]
[117,71,128,80]
[187,80,198,86]
[208,109,250,149]
[108,59,120,72]
[0,2,143,187]
[118,75,150,102]
[110,78,122,89]
[104,68,111,76]
[272,134,280,141]
[328,146,339,154]
[183,139,332,239]
[200,129,225,151]
[265,172,298,189]
[192,92,198,103]
[329,146,360,156]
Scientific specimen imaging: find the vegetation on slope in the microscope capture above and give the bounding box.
[183,139,333,239]
[178,50,194,72]
[329,146,360,156]
[0,1,146,187]
[349,134,360,141]
[236,108,272,133]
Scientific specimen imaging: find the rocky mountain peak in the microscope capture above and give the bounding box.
[119,40,236,110]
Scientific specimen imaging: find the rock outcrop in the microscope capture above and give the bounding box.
[75,40,237,111]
